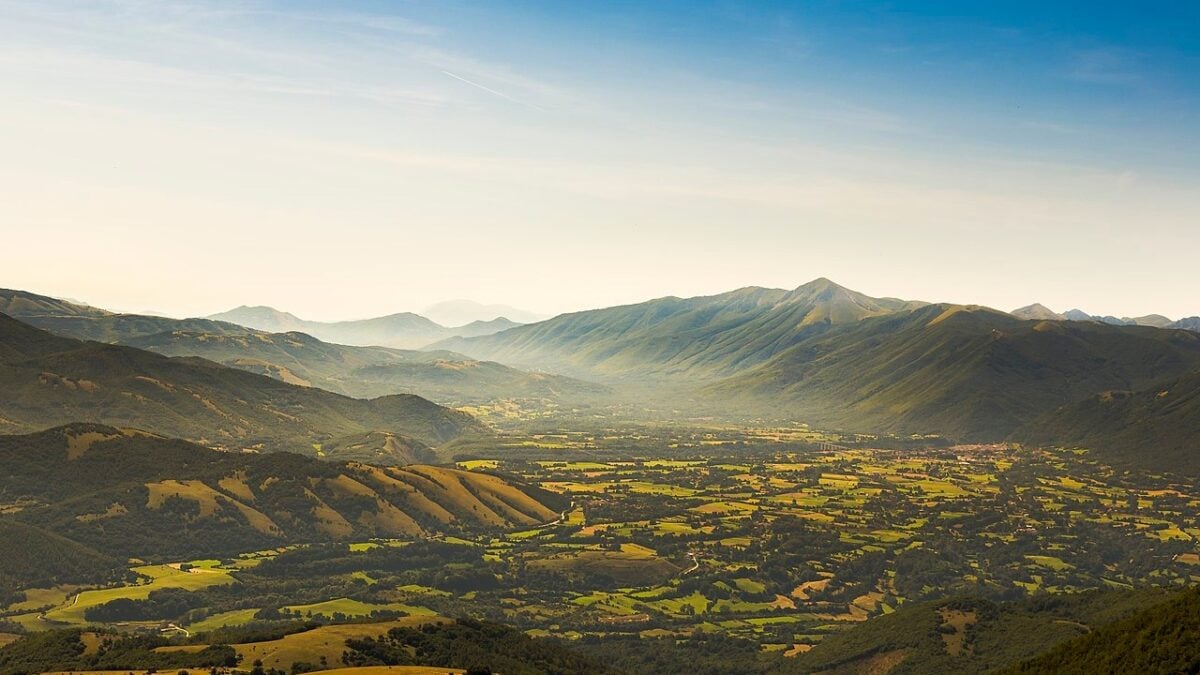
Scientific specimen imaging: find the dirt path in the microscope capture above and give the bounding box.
[546,500,576,527]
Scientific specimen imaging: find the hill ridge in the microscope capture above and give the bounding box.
[0,424,565,559]
[207,304,520,349]
[0,288,605,406]
[0,312,485,453]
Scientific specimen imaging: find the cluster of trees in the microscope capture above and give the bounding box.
[573,633,779,675]
[149,541,503,629]
[83,587,205,623]
[0,630,237,674]
[341,618,615,674]
[251,541,483,580]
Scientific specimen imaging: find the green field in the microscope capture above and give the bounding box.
[44,564,234,624]
[282,597,436,618]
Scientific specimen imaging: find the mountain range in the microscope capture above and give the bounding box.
[0,312,483,455]
[5,280,1199,469]
[207,304,520,349]
[423,298,546,326]
[0,289,606,406]
[433,278,928,380]
[437,278,1200,456]
[706,303,1200,439]
[1011,303,1197,330]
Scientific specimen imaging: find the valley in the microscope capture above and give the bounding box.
[5,2,1197,670]
[4,420,1200,673]
[2,280,1199,673]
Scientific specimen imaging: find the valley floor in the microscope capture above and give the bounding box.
[4,423,1200,673]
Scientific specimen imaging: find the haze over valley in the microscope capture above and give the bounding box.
[3,274,1200,673]
[2,1,1199,673]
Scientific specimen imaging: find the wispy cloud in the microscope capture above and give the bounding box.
[414,47,568,104]
[440,70,545,112]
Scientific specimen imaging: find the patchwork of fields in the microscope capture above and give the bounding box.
[468,444,1200,649]
[6,434,1200,660]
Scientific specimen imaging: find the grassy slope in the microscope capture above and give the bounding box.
[0,425,565,560]
[233,617,447,670]
[0,313,484,451]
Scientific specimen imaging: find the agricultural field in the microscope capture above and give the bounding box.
[454,438,1200,653]
[4,428,1200,663]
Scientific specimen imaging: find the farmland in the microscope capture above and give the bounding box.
[459,437,1200,652]
[5,423,1200,667]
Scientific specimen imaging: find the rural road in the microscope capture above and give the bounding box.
[36,593,79,623]
[547,501,576,527]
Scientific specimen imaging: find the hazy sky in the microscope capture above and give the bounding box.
[1,1,1198,320]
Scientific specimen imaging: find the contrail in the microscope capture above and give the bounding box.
[441,70,545,112]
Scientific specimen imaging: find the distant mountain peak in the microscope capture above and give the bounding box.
[205,301,517,348]
[212,304,303,322]
[227,304,289,314]
[1174,317,1200,332]
[797,276,841,290]
[1131,314,1174,328]
[785,277,851,300]
[1011,303,1065,321]
[423,299,544,326]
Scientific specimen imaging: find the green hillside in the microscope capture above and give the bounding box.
[436,278,927,379]
[0,313,484,452]
[1001,586,1200,674]
[0,521,121,601]
[705,304,1200,439]
[0,424,565,561]
[788,589,1175,674]
[1017,369,1200,473]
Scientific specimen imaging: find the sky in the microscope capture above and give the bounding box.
[1,0,1198,321]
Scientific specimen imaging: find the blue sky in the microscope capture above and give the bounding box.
[0,1,1196,319]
